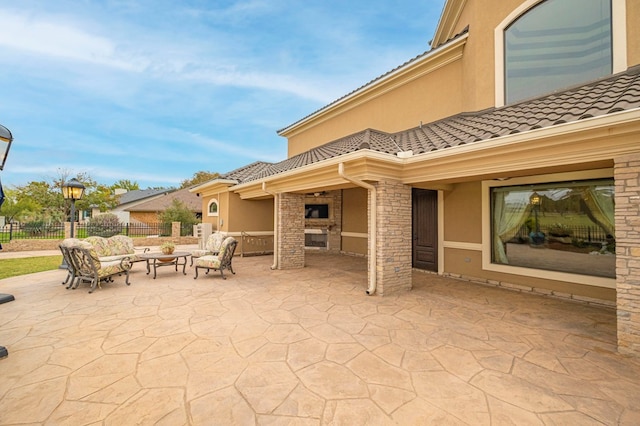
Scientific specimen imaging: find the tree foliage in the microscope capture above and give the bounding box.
[180,171,220,189]
[158,199,199,236]
[111,179,140,191]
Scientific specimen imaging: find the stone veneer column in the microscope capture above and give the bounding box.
[374,180,412,295]
[277,192,305,269]
[328,190,342,253]
[616,154,640,356]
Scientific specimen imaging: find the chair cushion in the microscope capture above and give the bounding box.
[191,249,213,257]
[205,233,226,252]
[195,255,221,269]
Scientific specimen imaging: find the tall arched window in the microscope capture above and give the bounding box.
[504,0,612,104]
[208,199,219,217]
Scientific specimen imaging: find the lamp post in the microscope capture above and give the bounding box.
[62,178,86,239]
[529,191,544,245]
[0,124,13,171]
[59,178,85,269]
[0,123,14,360]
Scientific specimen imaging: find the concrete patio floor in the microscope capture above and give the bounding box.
[1,252,639,425]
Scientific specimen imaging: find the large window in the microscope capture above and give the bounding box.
[504,0,612,104]
[491,178,614,278]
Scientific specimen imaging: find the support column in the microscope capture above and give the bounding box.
[616,154,640,356]
[277,192,305,269]
[374,180,412,295]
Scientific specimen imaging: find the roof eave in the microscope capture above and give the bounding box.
[189,179,239,193]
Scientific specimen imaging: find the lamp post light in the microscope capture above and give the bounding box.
[59,178,85,270]
[62,178,86,239]
[529,191,544,245]
[0,124,13,171]
[0,123,14,360]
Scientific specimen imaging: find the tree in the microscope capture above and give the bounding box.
[0,188,39,223]
[180,171,220,189]
[158,199,199,236]
[14,180,64,222]
[81,184,118,213]
[111,180,140,191]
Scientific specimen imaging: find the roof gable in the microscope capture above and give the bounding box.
[125,187,201,212]
[243,66,640,183]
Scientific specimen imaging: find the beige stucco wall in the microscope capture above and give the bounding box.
[225,192,273,233]
[443,182,482,244]
[341,187,368,255]
[628,0,640,67]
[443,247,616,301]
[287,62,464,157]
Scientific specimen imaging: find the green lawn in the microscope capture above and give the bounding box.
[0,256,63,280]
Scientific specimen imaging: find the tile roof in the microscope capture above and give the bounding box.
[239,65,640,184]
[125,187,201,212]
[116,188,172,205]
[222,161,273,182]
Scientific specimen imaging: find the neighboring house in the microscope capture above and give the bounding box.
[108,188,173,223]
[125,187,202,224]
[192,0,640,354]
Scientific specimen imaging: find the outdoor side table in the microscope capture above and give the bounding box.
[139,252,190,279]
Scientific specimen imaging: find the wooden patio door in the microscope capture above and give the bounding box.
[412,189,438,272]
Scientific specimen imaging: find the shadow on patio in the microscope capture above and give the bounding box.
[1,252,639,424]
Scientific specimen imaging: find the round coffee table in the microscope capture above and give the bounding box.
[139,251,191,279]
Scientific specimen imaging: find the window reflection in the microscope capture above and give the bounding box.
[491,179,615,278]
[504,0,612,104]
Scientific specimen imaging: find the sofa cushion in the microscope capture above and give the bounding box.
[84,236,113,256]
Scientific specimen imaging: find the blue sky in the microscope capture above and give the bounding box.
[0,0,446,189]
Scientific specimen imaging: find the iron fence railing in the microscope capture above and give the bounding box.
[0,222,65,243]
[511,223,610,243]
[0,222,189,243]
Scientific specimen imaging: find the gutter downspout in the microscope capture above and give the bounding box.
[262,182,279,270]
[338,163,377,295]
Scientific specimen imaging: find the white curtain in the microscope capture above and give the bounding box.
[492,191,531,264]
[583,187,615,237]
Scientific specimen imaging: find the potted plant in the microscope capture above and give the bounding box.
[160,241,175,255]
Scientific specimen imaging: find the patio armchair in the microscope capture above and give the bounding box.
[191,231,225,266]
[193,237,237,280]
[65,240,133,293]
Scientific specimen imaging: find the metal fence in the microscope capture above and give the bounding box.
[0,222,189,243]
[512,223,610,243]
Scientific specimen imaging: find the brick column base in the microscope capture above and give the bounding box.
[374,180,412,296]
[615,154,640,356]
[277,193,305,269]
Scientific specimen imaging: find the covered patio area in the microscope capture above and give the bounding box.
[1,252,639,424]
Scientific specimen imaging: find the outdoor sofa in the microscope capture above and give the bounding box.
[59,235,144,293]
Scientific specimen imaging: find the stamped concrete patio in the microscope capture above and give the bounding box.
[1,252,639,425]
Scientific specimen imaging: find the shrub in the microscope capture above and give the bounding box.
[159,199,198,236]
[23,220,47,236]
[87,213,122,237]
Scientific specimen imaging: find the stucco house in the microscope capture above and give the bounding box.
[107,188,173,223]
[124,187,201,224]
[192,0,640,355]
